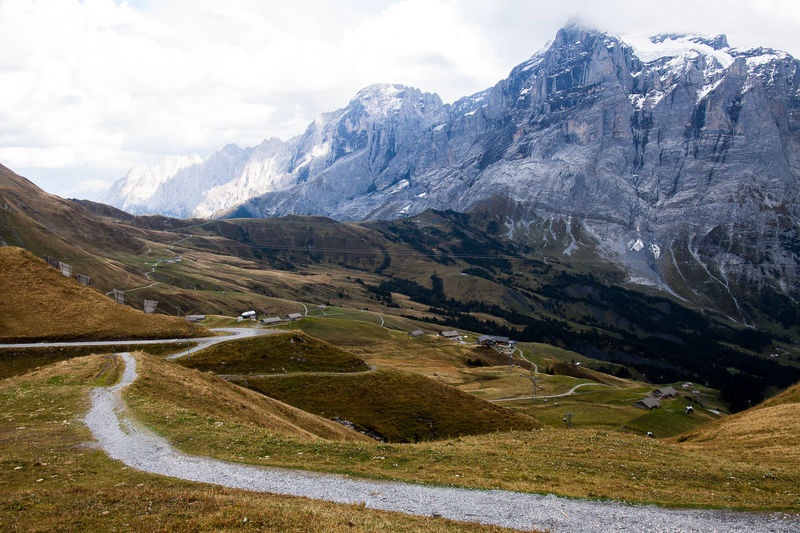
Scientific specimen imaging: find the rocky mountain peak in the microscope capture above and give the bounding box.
[347,83,444,119]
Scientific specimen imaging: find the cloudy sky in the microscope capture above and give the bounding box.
[1,0,799,200]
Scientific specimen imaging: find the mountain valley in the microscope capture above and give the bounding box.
[1,20,799,533]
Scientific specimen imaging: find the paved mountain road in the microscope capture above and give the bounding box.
[82,353,800,533]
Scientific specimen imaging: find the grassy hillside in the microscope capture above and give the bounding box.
[678,381,800,464]
[179,331,370,374]
[0,354,512,532]
[0,165,144,287]
[127,352,369,442]
[233,368,542,442]
[0,247,208,341]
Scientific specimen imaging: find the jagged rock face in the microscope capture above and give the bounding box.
[103,84,446,219]
[103,25,800,319]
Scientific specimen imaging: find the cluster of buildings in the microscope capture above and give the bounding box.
[409,329,515,349]
[235,310,305,324]
[634,386,698,413]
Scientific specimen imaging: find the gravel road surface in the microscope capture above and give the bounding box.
[0,327,268,356]
[83,353,800,533]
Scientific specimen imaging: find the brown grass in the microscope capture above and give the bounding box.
[0,247,209,342]
[235,367,542,442]
[128,352,370,442]
[677,381,800,466]
[0,354,519,532]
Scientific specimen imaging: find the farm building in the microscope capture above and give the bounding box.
[408,330,424,337]
[478,335,512,346]
[440,330,461,340]
[186,314,206,322]
[653,386,678,398]
[287,312,303,321]
[492,336,511,347]
[635,397,661,410]
[261,317,282,325]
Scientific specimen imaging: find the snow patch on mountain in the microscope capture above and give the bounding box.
[623,33,733,67]
[628,238,645,252]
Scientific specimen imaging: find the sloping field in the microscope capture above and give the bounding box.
[127,352,369,442]
[179,331,370,374]
[0,247,208,342]
[235,368,542,442]
[678,381,800,464]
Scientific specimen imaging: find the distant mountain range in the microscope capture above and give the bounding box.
[102,24,800,322]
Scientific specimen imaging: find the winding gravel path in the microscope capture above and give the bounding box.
[514,347,538,373]
[0,327,269,356]
[84,353,800,533]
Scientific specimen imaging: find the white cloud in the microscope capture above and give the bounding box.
[0,0,798,200]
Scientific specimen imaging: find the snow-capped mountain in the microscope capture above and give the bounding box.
[101,83,446,218]
[103,25,800,321]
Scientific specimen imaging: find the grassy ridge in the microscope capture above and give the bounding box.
[235,368,542,442]
[0,247,208,342]
[128,352,369,442]
[179,332,370,374]
[547,360,632,387]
